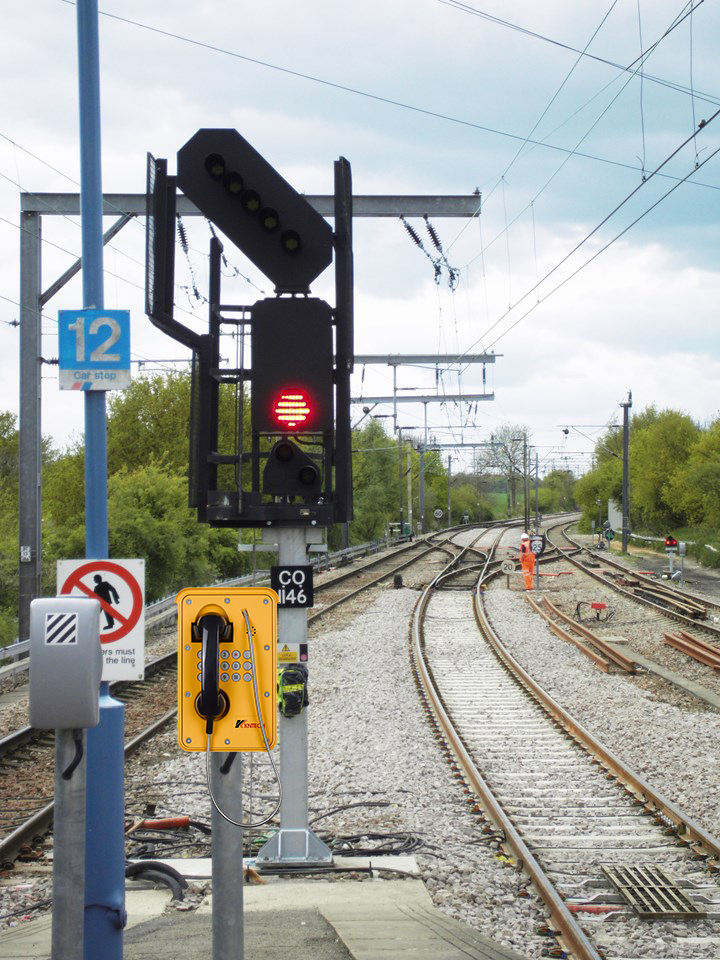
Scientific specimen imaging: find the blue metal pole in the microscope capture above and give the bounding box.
[75,2,125,957]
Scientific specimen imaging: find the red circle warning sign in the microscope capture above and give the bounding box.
[59,560,143,644]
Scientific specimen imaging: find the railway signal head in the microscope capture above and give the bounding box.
[263,439,322,498]
[665,535,678,549]
[177,129,333,293]
[251,297,334,435]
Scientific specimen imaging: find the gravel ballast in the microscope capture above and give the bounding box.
[6,554,720,956]
[483,585,720,839]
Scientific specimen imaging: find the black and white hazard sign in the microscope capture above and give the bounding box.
[270,565,314,608]
[44,612,78,645]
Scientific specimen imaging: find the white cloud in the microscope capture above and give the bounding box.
[1,0,719,475]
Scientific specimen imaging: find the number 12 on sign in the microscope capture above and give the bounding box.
[58,309,131,391]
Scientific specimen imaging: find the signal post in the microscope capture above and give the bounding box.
[257,527,332,866]
[146,130,353,938]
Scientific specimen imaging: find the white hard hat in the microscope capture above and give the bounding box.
[521,533,529,540]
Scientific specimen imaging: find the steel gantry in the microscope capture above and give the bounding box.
[18,191,481,640]
[352,352,500,532]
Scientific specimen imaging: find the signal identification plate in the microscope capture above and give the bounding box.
[270,566,314,608]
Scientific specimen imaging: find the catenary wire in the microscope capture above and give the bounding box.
[452,0,712,257]
[485,0,622,205]
[482,139,720,354]
[455,106,720,362]
[55,0,719,188]
[437,0,717,106]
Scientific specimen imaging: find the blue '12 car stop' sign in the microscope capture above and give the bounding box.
[58,309,131,391]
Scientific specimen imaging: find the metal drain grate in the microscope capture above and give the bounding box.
[601,864,706,919]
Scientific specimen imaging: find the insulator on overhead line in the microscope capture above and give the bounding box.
[176,215,189,253]
[424,215,443,253]
[401,216,424,248]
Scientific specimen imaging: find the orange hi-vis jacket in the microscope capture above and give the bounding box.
[520,539,535,589]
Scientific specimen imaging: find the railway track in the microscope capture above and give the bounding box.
[548,521,720,637]
[308,533,457,622]
[412,533,720,960]
[0,526,487,869]
[0,652,178,867]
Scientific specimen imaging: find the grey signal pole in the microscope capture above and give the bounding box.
[18,210,42,644]
[620,391,632,553]
[407,445,413,534]
[256,528,331,867]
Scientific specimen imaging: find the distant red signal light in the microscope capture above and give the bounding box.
[665,535,678,548]
[273,389,311,429]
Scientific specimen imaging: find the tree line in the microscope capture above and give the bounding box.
[0,373,578,644]
[575,405,720,563]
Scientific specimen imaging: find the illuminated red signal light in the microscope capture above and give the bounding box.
[665,535,678,548]
[273,389,311,429]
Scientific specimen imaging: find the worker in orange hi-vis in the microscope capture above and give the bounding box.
[519,532,535,590]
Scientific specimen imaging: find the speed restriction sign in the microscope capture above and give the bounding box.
[501,560,515,574]
[529,535,545,556]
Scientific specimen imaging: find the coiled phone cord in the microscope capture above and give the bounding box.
[205,609,282,828]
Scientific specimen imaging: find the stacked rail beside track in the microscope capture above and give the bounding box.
[663,631,720,670]
[525,594,636,673]
[545,521,720,643]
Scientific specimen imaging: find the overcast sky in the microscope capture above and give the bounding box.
[1,0,718,474]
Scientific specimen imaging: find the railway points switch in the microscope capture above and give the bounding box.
[28,596,103,729]
[176,587,277,752]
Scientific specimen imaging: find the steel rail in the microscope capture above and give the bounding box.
[524,593,614,673]
[309,539,457,624]
[545,521,720,641]
[411,538,603,960]
[473,569,720,861]
[309,521,516,623]
[0,701,177,868]
[433,527,505,588]
[577,538,720,615]
[535,596,636,673]
[0,650,177,762]
[413,519,720,960]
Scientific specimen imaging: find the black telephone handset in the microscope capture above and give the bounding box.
[193,613,232,732]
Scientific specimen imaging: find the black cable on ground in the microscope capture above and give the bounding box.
[256,865,422,880]
[125,860,189,901]
[0,899,52,922]
[309,800,391,826]
[323,831,427,857]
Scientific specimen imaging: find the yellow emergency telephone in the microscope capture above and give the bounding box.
[176,587,277,753]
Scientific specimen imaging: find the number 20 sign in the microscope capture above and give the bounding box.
[58,309,131,391]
